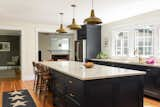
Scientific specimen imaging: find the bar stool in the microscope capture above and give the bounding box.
[32,61,38,91]
[36,64,52,107]
[35,64,52,95]
[33,63,42,93]
[40,66,52,94]
[34,63,44,94]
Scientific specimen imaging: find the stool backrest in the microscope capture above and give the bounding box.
[34,63,50,75]
[35,63,42,73]
[32,61,37,74]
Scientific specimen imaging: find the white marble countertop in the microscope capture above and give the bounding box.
[90,59,160,68]
[39,61,146,81]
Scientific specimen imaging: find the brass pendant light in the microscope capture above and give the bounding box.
[68,4,81,30]
[84,0,102,24]
[56,13,67,33]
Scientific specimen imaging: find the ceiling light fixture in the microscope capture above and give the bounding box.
[84,0,102,24]
[56,13,67,33]
[68,4,81,30]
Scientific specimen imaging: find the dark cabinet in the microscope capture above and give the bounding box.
[76,25,101,60]
[84,80,113,107]
[51,69,144,107]
[54,95,66,107]
[77,25,87,40]
[88,59,160,100]
[54,72,67,95]
[52,71,83,107]
[113,77,143,107]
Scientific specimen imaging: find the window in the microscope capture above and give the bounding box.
[114,31,129,56]
[135,28,153,56]
[112,25,155,57]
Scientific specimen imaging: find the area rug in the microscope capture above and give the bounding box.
[3,89,36,107]
[0,70,16,78]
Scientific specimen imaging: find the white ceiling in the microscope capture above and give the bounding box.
[0,0,160,25]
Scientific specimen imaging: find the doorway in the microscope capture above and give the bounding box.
[0,29,21,80]
[38,32,74,61]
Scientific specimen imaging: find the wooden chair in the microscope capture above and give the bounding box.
[34,63,43,94]
[40,65,52,94]
[36,64,52,107]
[35,64,52,95]
[32,61,37,91]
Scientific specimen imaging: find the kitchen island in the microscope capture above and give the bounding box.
[40,61,146,107]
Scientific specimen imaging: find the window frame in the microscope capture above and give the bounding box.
[134,28,154,57]
[112,26,155,58]
[114,31,130,56]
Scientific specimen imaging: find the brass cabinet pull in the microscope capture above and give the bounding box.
[69,93,75,97]
[68,80,73,84]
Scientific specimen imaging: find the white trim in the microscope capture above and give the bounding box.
[35,28,58,61]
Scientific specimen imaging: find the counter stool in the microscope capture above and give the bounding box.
[32,61,38,91]
[35,64,52,95]
[34,63,44,94]
[36,65,52,107]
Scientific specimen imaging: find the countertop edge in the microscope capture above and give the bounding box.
[40,62,146,81]
[89,59,160,68]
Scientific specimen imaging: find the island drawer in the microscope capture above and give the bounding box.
[65,76,83,103]
[66,76,83,91]
[53,72,67,95]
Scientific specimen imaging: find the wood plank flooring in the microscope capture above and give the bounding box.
[0,80,53,107]
[0,80,160,107]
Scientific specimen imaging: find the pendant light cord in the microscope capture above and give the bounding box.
[73,5,75,18]
[92,0,94,9]
[71,4,76,18]
[60,13,63,24]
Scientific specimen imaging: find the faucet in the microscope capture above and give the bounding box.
[134,49,143,64]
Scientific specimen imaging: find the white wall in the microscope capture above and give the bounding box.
[0,20,70,80]
[102,9,160,58]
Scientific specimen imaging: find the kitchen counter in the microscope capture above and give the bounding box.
[40,61,145,80]
[91,58,160,68]
[40,61,145,107]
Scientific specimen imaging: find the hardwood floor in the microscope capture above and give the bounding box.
[0,80,160,107]
[0,80,53,107]
[0,69,21,81]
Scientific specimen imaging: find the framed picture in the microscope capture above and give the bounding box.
[0,42,10,52]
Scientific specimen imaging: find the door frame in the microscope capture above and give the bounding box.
[35,29,76,61]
